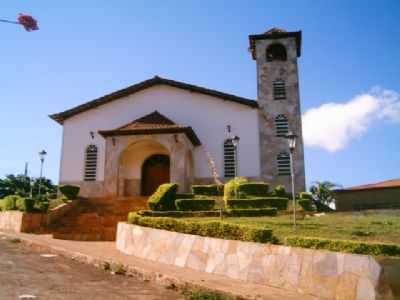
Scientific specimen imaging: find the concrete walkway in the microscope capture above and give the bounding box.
[0,230,320,300]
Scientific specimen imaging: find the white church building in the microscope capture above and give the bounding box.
[50,28,306,198]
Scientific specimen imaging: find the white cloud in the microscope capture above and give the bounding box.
[302,87,400,152]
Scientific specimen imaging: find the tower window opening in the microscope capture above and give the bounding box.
[266,43,287,61]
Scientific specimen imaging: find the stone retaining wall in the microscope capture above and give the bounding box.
[0,211,46,233]
[116,223,399,300]
[0,200,79,233]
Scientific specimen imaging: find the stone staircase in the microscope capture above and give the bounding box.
[47,197,148,241]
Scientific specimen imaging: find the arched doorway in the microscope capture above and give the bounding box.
[141,154,170,196]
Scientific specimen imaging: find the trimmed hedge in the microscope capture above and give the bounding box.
[138,210,221,218]
[175,199,216,211]
[298,199,314,212]
[285,236,400,257]
[237,182,269,198]
[59,185,80,200]
[138,208,277,218]
[226,197,288,210]
[226,208,277,217]
[148,183,178,211]
[273,185,286,197]
[299,192,312,200]
[223,177,248,201]
[192,185,224,196]
[175,193,195,200]
[127,213,273,243]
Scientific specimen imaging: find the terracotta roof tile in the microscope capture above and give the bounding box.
[98,111,201,146]
[340,179,400,191]
[49,76,257,124]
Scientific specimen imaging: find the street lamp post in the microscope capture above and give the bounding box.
[285,131,297,229]
[38,150,47,197]
[231,135,240,199]
[231,135,240,177]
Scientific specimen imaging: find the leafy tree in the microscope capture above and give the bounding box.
[0,174,56,199]
[309,181,341,205]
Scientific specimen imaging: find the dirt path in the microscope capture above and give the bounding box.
[0,235,183,300]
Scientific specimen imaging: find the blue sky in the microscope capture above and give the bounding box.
[1,1,399,189]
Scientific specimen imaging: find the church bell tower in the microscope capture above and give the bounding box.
[249,28,306,192]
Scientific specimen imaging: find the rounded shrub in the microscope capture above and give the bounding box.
[59,185,80,200]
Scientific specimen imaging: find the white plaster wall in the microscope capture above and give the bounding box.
[59,84,260,182]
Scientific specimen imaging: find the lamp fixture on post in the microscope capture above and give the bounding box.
[285,131,297,229]
[38,150,47,197]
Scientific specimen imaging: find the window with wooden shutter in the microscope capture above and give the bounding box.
[275,114,289,137]
[84,145,98,181]
[224,139,237,178]
[277,152,291,176]
[273,79,286,100]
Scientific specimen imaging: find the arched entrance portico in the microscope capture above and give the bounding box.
[100,111,201,199]
[141,154,170,196]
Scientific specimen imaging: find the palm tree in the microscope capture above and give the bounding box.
[310,181,341,205]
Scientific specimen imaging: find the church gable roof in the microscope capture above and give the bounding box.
[49,76,258,124]
[98,111,201,146]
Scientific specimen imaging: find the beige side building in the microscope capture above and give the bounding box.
[334,179,400,211]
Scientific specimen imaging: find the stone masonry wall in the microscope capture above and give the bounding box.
[116,223,396,300]
[254,36,306,192]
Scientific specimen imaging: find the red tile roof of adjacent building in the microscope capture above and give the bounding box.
[341,179,400,191]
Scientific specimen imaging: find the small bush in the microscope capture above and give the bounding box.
[285,236,400,257]
[175,193,195,200]
[175,199,216,211]
[226,197,288,210]
[298,199,314,212]
[236,182,269,198]
[38,201,50,213]
[59,185,80,200]
[184,289,235,300]
[192,185,224,196]
[223,177,248,201]
[148,183,178,211]
[17,198,35,213]
[127,213,273,243]
[226,208,277,217]
[138,210,220,218]
[273,185,286,197]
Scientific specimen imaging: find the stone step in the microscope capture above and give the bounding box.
[47,196,147,241]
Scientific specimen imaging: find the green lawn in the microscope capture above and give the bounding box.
[184,210,400,245]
